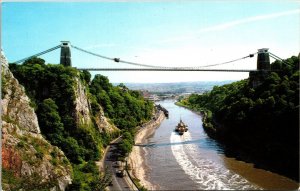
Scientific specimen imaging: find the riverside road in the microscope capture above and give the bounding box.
[104,137,132,191]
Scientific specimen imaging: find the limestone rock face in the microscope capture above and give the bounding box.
[73,76,118,133]
[1,54,40,134]
[1,53,72,191]
[73,77,92,126]
[94,107,119,133]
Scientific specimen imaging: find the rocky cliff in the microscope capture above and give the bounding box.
[73,77,92,126]
[94,107,118,133]
[73,76,118,133]
[1,52,72,191]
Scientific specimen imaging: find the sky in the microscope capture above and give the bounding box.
[2,1,300,83]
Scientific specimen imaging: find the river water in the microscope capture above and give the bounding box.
[143,99,298,190]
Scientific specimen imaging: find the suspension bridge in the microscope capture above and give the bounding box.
[13,41,285,72]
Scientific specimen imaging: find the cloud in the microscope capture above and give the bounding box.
[199,9,300,32]
[159,9,300,44]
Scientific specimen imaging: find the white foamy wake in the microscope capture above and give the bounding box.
[170,132,261,190]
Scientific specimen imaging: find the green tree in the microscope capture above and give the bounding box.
[119,139,132,155]
[37,98,64,145]
[61,137,83,164]
[23,57,45,66]
[90,74,112,93]
[80,70,91,84]
[123,131,134,144]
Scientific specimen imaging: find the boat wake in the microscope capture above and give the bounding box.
[170,132,261,190]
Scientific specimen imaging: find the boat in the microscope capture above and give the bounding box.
[175,119,188,135]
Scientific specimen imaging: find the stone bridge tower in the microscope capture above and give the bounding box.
[257,48,270,70]
[60,41,72,67]
[249,48,271,88]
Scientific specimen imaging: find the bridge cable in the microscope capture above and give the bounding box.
[190,53,256,69]
[72,45,166,68]
[72,44,257,69]
[13,45,61,64]
[269,52,291,66]
[71,45,114,61]
[120,53,255,69]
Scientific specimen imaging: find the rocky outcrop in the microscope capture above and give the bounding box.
[73,76,118,133]
[1,54,40,135]
[94,107,119,133]
[1,52,72,191]
[73,77,92,126]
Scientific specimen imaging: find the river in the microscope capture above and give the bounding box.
[142,99,298,190]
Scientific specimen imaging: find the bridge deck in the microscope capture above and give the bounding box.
[76,68,263,72]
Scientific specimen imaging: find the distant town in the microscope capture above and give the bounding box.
[120,81,235,101]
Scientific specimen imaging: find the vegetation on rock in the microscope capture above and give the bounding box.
[90,74,153,130]
[2,54,72,191]
[9,57,154,190]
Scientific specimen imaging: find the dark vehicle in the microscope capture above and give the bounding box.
[116,169,126,177]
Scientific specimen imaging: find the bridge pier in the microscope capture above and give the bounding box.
[249,48,271,88]
[60,41,72,67]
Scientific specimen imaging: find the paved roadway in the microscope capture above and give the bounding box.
[104,137,133,191]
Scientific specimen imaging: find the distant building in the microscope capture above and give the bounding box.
[147,95,160,101]
[141,90,151,98]
[140,90,159,101]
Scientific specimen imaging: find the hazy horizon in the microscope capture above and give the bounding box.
[117,80,236,84]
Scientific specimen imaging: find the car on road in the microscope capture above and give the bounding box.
[116,169,126,177]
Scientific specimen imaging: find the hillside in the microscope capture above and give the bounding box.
[6,57,154,190]
[1,53,72,190]
[178,55,299,181]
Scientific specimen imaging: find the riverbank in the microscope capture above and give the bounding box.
[128,110,165,190]
[175,101,202,115]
